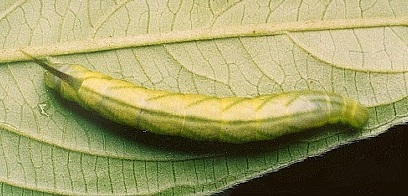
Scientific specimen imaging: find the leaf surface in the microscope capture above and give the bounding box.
[0,0,407,195]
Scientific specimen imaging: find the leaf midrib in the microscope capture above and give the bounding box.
[1,16,406,63]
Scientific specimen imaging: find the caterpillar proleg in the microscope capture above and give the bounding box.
[25,53,369,143]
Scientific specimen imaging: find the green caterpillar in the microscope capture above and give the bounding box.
[24,53,369,143]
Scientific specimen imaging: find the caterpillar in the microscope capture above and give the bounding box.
[23,52,369,143]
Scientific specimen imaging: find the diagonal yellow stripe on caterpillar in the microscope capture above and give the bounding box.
[22,52,369,143]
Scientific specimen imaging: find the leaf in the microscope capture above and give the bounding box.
[0,0,407,195]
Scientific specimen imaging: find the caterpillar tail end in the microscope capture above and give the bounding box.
[43,65,83,104]
[44,71,61,90]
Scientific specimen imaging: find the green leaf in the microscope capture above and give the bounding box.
[0,0,407,195]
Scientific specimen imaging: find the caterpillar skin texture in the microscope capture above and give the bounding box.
[30,58,369,143]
